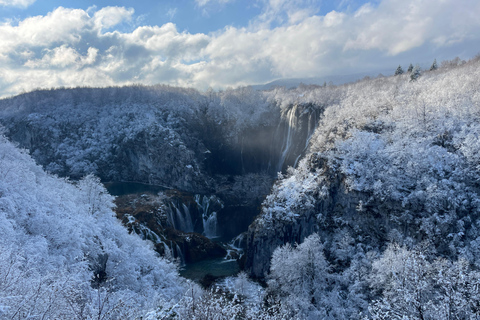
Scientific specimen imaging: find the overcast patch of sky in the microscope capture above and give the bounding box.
[0,0,479,98]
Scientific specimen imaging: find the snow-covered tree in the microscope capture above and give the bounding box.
[0,134,185,319]
[394,65,404,75]
[410,64,422,81]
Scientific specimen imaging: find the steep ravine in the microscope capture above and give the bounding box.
[0,87,323,278]
[245,155,369,278]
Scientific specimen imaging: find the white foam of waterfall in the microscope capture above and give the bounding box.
[175,243,186,267]
[182,203,194,232]
[166,206,177,230]
[203,212,218,238]
[195,194,223,238]
[277,104,299,172]
[225,233,245,260]
[166,202,194,233]
[230,233,245,250]
[293,109,318,168]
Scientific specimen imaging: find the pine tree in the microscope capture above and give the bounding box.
[410,65,421,81]
[430,58,438,71]
[407,63,414,73]
[394,65,404,75]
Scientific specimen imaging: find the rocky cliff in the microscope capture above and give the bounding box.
[0,85,325,268]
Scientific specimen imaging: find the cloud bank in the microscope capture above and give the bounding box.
[0,0,35,8]
[1,0,479,97]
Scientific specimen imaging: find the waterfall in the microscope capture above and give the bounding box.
[166,206,177,230]
[293,109,318,168]
[203,212,218,238]
[277,104,299,172]
[163,243,173,261]
[165,201,194,233]
[277,104,320,172]
[175,243,186,266]
[230,233,245,249]
[195,194,223,238]
[182,203,194,232]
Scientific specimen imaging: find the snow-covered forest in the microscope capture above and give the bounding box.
[1,55,480,319]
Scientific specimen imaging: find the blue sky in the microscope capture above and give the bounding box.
[0,0,479,97]
[0,1,364,33]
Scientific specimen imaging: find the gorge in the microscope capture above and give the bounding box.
[0,85,323,280]
[3,57,480,318]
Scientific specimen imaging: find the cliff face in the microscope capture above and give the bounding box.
[245,155,357,278]
[244,153,441,278]
[0,87,321,195]
[0,87,326,269]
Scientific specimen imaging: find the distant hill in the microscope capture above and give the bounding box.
[252,69,392,90]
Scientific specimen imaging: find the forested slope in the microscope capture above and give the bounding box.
[2,56,480,319]
[246,57,480,318]
[0,135,185,318]
[0,86,277,192]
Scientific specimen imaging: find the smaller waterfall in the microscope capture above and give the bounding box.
[225,233,246,260]
[163,243,173,261]
[175,243,186,267]
[195,194,224,238]
[182,203,194,232]
[165,201,194,233]
[203,212,218,238]
[230,233,245,250]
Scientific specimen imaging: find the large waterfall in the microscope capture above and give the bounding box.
[277,104,300,172]
[276,103,321,173]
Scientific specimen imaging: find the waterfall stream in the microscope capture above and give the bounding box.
[195,194,224,238]
[166,201,194,233]
[276,104,320,172]
[277,104,299,173]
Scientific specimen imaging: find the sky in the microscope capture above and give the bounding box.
[0,0,479,97]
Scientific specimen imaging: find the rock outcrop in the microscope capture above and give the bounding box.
[245,155,387,278]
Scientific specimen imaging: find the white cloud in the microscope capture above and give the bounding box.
[0,0,480,98]
[166,8,177,20]
[0,7,90,54]
[24,45,98,69]
[0,0,35,8]
[93,6,134,30]
[195,0,234,7]
[253,0,319,27]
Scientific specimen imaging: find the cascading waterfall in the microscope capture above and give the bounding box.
[166,201,194,233]
[293,107,318,168]
[230,233,245,249]
[277,104,299,172]
[182,203,194,232]
[195,194,224,238]
[174,242,186,267]
[203,212,218,238]
[276,104,320,172]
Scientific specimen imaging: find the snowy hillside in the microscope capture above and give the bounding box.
[0,135,184,318]
[2,55,480,319]
[246,56,480,318]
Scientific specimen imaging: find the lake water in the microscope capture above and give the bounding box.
[104,181,242,282]
[104,181,168,196]
[180,258,240,281]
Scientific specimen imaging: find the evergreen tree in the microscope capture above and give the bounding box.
[410,65,421,81]
[394,65,404,75]
[430,58,438,71]
[407,63,414,73]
